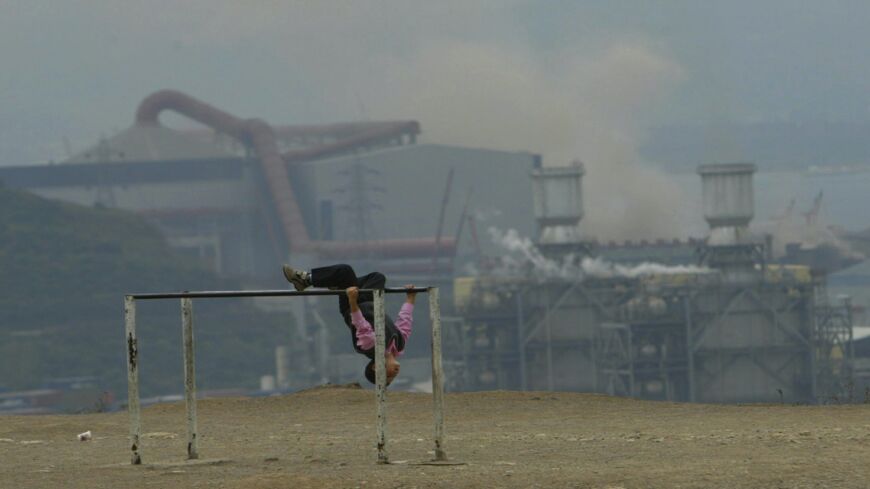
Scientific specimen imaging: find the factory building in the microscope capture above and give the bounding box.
[0,90,538,281]
[0,90,542,391]
[0,89,856,401]
[449,162,853,403]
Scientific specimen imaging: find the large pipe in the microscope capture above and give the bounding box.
[282,121,419,163]
[182,121,418,150]
[136,90,311,249]
[134,90,449,258]
[274,121,420,138]
[272,121,418,140]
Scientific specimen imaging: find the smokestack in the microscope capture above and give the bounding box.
[697,163,757,246]
[530,160,585,245]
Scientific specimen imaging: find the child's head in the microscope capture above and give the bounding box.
[364,354,401,385]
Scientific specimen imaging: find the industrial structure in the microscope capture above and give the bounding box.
[0,90,537,280]
[0,89,538,392]
[449,162,854,403]
[0,89,857,403]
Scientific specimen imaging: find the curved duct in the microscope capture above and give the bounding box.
[137,89,311,250]
[181,121,419,150]
[134,90,450,259]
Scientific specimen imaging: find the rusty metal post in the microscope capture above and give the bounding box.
[373,289,389,464]
[123,287,432,464]
[181,298,199,460]
[124,296,142,465]
[429,287,447,461]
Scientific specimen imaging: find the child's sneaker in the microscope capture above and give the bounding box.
[282,265,311,291]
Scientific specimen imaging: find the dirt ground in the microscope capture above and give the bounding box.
[2,385,869,489]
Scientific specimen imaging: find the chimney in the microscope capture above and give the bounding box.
[530,160,585,245]
[697,163,757,246]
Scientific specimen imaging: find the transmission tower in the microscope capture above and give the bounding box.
[334,152,384,250]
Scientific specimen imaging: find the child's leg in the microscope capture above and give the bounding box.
[357,272,386,289]
[356,272,386,303]
[311,264,359,288]
[311,264,359,314]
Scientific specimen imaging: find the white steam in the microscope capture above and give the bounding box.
[579,256,712,279]
[487,228,567,278]
[487,227,710,280]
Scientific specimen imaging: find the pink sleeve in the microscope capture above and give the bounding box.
[394,303,414,343]
[350,310,375,351]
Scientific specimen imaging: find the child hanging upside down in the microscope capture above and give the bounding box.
[282,263,416,386]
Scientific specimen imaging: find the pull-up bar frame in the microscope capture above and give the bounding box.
[123,287,446,465]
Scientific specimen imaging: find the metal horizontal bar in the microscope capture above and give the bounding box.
[127,287,431,300]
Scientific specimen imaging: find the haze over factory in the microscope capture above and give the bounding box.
[2,86,870,406]
[4,2,870,411]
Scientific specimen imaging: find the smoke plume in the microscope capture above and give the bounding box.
[5,2,691,242]
[368,41,688,240]
[487,227,710,281]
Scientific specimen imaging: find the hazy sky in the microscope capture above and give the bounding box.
[2,1,869,166]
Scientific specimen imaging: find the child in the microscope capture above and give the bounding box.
[283,263,416,385]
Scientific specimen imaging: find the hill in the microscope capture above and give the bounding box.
[0,185,292,396]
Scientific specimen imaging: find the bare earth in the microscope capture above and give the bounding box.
[1,386,869,489]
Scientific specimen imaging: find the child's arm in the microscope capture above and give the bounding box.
[346,287,375,350]
[395,285,416,342]
[347,286,360,312]
[404,284,417,305]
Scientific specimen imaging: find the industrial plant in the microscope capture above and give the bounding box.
[0,90,859,405]
[449,162,853,403]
